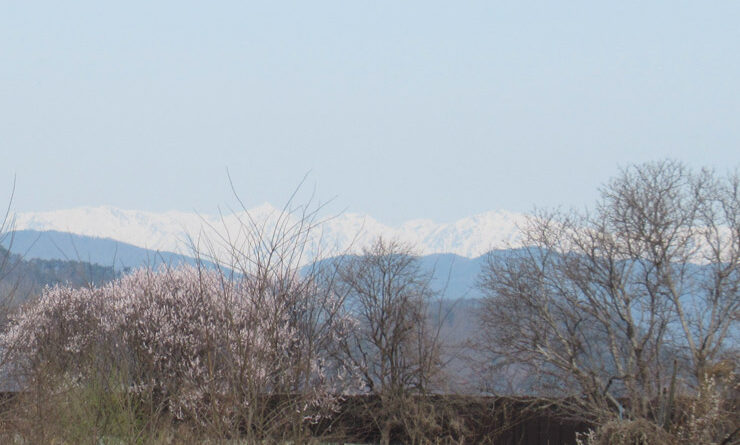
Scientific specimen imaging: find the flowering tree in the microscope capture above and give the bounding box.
[2,264,355,438]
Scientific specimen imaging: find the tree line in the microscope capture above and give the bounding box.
[0,160,736,444]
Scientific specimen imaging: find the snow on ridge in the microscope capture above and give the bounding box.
[12,206,529,260]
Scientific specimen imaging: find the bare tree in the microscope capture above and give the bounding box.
[0,179,19,312]
[478,160,739,443]
[187,182,356,442]
[333,237,445,444]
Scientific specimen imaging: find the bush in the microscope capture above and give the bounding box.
[1,265,354,441]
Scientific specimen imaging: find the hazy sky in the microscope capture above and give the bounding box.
[2,1,738,224]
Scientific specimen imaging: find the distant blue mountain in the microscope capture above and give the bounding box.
[416,253,486,299]
[312,250,525,300]
[3,230,208,272]
[2,230,529,299]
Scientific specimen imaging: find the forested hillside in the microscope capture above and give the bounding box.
[0,245,117,304]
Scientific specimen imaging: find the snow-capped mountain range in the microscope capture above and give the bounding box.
[12,205,528,262]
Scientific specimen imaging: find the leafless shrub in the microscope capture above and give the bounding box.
[185,182,360,441]
[576,419,674,445]
[478,160,739,442]
[0,179,20,319]
[331,237,451,444]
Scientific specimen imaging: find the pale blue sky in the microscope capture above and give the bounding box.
[2,1,738,224]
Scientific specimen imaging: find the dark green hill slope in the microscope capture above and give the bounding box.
[0,245,117,305]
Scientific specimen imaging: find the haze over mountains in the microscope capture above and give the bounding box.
[13,205,528,260]
[3,205,530,300]
[4,230,209,272]
[5,204,727,302]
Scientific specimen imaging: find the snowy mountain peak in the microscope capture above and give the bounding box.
[12,206,528,260]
